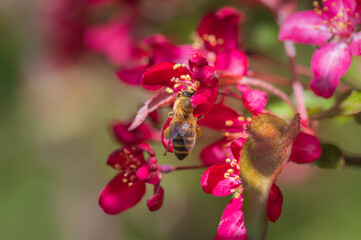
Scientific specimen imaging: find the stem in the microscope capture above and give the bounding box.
[174,164,207,171]
[344,156,361,167]
[284,40,309,128]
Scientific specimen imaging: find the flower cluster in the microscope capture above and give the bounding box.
[93,2,354,240]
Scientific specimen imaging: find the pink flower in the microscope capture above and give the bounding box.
[279,1,361,98]
[99,143,164,214]
[142,53,218,116]
[237,84,268,115]
[197,7,248,77]
[201,148,284,239]
[117,34,197,86]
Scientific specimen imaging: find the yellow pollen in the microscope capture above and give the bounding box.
[238,116,245,121]
[122,178,128,183]
[347,8,351,12]
[225,120,234,127]
[202,34,209,40]
[230,189,236,193]
[226,158,231,163]
[225,152,231,157]
[246,117,252,122]
[114,164,121,170]
[227,169,235,174]
[234,176,240,181]
[166,87,174,94]
[323,6,329,11]
[356,13,360,18]
[217,38,224,45]
[332,2,336,7]
[224,132,230,137]
[174,83,180,88]
[129,164,137,169]
[337,12,342,18]
[314,25,319,30]
[322,20,328,25]
[234,192,241,199]
[330,28,334,33]
[173,63,181,70]
[129,154,133,159]
[181,64,187,68]
[313,1,319,7]
[124,149,130,154]
[224,173,230,178]
[230,162,237,168]
[237,165,240,170]
[180,75,187,80]
[130,175,136,181]
[338,22,346,29]
[128,182,133,187]
[207,34,217,46]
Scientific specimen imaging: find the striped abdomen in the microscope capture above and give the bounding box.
[172,134,190,160]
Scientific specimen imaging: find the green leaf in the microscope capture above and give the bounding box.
[311,90,361,119]
[240,113,300,240]
[315,143,344,169]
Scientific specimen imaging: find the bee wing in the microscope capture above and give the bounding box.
[180,116,198,151]
[168,120,181,140]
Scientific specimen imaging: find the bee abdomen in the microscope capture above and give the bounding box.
[172,135,189,160]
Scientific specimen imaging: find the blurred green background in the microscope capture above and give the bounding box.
[1,0,361,240]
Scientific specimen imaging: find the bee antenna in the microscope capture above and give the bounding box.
[164,140,171,156]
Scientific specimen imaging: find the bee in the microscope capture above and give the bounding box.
[163,90,201,160]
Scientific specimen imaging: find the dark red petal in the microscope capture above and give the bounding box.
[214,197,247,240]
[188,53,209,70]
[112,121,153,145]
[242,89,268,115]
[106,149,126,168]
[116,65,150,86]
[290,132,322,164]
[200,138,232,166]
[146,185,164,211]
[161,117,173,153]
[99,174,146,214]
[215,49,248,77]
[198,103,245,132]
[192,65,218,87]
[191,86,218,116]
[197,7,243,53]
[230,137,246,161]
[142,62,191,89]
[200,163,240,196]
[267,184,283,223]
[137,143,155,157]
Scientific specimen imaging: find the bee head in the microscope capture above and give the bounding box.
[182,89,195,97]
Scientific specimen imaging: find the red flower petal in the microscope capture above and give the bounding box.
[214,197,247,240]
[230,137,246,161]
[191,86,218,116]
[198,103,245,132]
[142,62,192,89]
[192,65,218,87]
[215,49,248,77]
[197,7,244,53]
[290,132,322,164]
[200,138,232,166]
[310,42,351,98]
[147,185,164,212]
[99,174,146,214]
[116,65,150,86]
[84,19,134,65]
[242,89,268,115]
[161,117,173,153]
[279,10,332,45]
[188,53,209,70]
[112,120,153,145]
[267,184,283,223]
[200,163,240,196]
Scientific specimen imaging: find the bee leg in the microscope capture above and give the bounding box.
[196,126,201,137]
[164,140,171,156]
[168,112,175,117]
